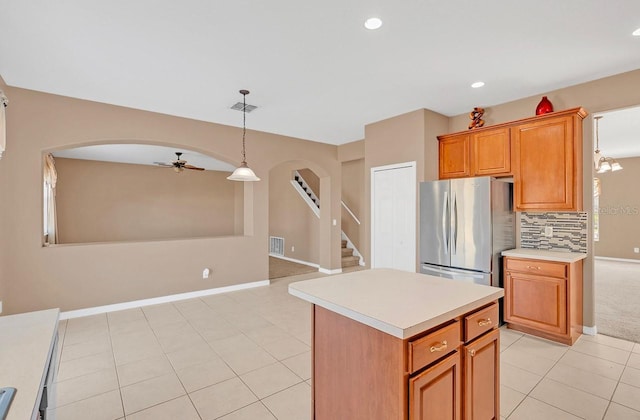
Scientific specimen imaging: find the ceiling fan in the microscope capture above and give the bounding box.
[154,152,205,173]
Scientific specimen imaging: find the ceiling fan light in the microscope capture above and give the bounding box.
[227,162,261,181]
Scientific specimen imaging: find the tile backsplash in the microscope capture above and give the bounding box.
[520,212,588,253]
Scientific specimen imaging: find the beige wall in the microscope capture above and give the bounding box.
[55,158,238,243]
[363,109,446,271]
[337,140,364,162]
[269,162,320,264]
[595,156,640,260]
[341,159,364,252]
[448,68,640,329]
[0,85,342,315]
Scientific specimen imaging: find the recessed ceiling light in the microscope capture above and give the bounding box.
[364,17,383,30]
[471,81,485,88]
[633,27,640,36]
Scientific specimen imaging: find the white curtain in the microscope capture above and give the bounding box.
[0,89,7,160]
[43,153,58,244]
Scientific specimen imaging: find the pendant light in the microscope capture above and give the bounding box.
[227,89,260,181]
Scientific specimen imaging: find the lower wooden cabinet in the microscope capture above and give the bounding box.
[504,257,583,345]
[410,351,462,420]
[464,329,500,420]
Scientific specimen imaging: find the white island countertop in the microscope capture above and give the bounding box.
[0,308,59,420]
[288,268,503,339]
[502,248,587,263]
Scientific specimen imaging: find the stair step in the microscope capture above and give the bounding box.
[341,255,360,268]
[341,239,348,248]
[341,248,353,257]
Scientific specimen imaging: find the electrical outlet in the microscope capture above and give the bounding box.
[202,268,210,279]
[634,247,639,254]
[291,246,295,252]
[544,226,553,237]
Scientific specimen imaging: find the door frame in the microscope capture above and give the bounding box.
[370,161,417,271]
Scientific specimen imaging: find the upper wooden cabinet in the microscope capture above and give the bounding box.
[439,133,471,179]
[513,111,585,211]
[439,128,511,179]
[473,127,511,176]
[438,108,587,211]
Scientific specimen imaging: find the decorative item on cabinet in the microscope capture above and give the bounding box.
[468,107,485,129]
[535,96,554,115]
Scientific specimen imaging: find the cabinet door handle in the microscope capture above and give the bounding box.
[469,349,476,357]
[478,318,492,327]
[430,340,448,353]
[526,265,541,270]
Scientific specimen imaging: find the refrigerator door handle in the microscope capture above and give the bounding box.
[442,191,449,254]
[452,192,458,254]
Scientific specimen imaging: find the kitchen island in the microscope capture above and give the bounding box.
[0,308,59,420]
[289,268,504,420]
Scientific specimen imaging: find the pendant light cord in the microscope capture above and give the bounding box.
[242,91,247,164]
[594,116,601,152]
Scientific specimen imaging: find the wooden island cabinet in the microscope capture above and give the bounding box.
[289,268,503,420]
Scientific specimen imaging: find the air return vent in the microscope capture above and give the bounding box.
[231,102,257,113]
[269,236,284,256]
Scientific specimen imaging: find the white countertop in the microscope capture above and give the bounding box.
[0,308,59,420]
[288,268,503,339]
[502,248,587,263]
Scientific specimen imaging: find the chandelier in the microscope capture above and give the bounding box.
[593,116,622,173]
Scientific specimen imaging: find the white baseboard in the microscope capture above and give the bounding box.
[269,253,319,269]
[583,325,597,336]
[319,267,343,275]
[595,256,640,264]
[60,279,270,320]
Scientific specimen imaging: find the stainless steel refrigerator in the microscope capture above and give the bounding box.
[419,177,515,287]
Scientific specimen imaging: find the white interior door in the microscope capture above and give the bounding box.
[371,162,416,272]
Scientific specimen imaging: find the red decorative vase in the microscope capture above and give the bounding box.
[535,96,554,115]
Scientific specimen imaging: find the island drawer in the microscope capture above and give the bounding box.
[464,302,498,343]
[505,258,567,278]
[408,321,460,374]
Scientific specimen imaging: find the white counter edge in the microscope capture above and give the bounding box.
[289,286,503,340]
[502,249,587,263]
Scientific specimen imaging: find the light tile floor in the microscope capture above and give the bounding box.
[49,273,640,420]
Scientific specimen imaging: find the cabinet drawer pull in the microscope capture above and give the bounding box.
[429,340,448,353]
[477,318,492,327]
[526,265,541,270]
[469,349,476,357]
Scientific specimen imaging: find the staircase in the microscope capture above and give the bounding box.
[294,173,319,209]
[292,170,363,269]
[341,239,360,268]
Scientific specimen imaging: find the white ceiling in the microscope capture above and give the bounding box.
[1,1,640,148]
[52,144,236,172]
